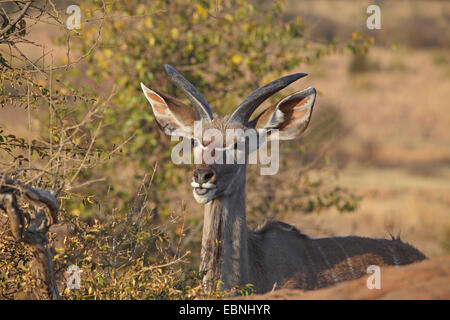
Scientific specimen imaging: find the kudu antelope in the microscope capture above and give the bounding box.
[141,64,426,294]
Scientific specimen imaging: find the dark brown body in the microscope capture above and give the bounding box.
[247,221,427,293]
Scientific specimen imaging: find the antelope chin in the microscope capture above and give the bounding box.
[193,187,216,204]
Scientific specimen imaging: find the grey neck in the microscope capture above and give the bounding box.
[199,174,249,292]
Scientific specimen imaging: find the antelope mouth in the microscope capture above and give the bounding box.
[191,181,217,204]
[194,188,209,195]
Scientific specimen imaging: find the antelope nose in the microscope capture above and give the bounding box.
[194,168,216,185]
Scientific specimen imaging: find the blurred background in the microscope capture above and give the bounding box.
[279,0,450,257]
[0,0,449,299]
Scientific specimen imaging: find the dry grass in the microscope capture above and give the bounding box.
[287,164,450,257]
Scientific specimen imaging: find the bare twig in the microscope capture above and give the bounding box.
[134,251,190,276]
[0,1,31,37]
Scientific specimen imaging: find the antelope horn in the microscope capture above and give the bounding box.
[165,64,213,121]
[228,73,308,126]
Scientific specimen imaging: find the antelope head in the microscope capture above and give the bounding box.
[141,64,317,204]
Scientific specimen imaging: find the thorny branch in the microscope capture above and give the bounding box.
[0,173,60,299]
[0,1,31,37]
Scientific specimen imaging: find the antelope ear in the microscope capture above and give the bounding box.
[254,87,316,141]
[141,83,198,138]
